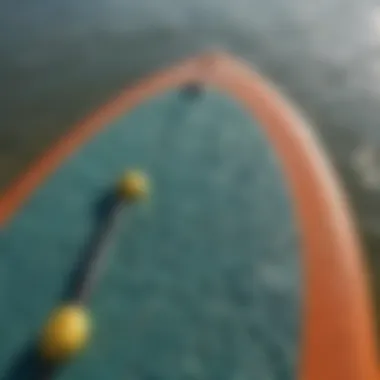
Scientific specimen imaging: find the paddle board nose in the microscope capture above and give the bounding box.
[0,53,377,380]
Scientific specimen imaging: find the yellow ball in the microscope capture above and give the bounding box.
[118,170,149,200]
[40,305,91,361]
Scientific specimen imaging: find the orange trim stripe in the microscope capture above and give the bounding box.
[0,52,378,380]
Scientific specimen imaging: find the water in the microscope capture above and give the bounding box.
[1,0,380,323]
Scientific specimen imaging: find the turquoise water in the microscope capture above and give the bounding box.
[0,0,379,322]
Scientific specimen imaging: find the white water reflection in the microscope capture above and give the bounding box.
[352,144,380,191]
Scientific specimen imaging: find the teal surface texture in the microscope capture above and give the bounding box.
[0,88,301,380]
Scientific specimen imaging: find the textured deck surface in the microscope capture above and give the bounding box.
[0,88,301,380]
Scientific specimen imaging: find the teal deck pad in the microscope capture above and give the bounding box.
[0,88,301,380]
